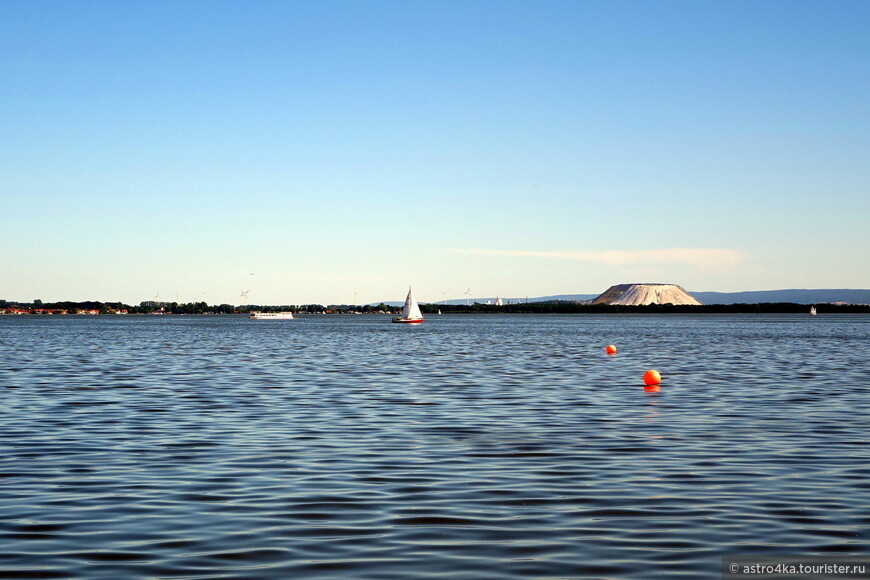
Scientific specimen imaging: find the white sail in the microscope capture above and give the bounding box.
[401,287,423,320]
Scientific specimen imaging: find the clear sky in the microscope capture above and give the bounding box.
[2,0,868,305]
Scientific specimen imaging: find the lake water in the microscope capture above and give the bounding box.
[1,314,868,578]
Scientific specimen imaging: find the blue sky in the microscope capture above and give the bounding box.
[2,0,868,305]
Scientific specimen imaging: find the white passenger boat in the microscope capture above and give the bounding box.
[249,312,295,320]
[392,287,423,324]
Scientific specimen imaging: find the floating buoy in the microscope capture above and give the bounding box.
[643,369,661,386]
[606,344,617,355]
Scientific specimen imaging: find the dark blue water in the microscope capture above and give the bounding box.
[1,314,868,578]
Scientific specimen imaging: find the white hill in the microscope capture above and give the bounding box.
[592,283,702,306]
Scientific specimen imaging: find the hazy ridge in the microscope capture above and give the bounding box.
[406,289,870,306]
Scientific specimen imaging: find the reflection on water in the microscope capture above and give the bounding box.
[1,314,868,578]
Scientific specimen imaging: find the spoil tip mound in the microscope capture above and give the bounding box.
[592,284,702,306]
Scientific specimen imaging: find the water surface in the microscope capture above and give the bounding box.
[1,314,868,578]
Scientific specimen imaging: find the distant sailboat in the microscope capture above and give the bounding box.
[393,287,424,324]
[810,306,817,316]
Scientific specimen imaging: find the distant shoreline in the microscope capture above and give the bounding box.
[2,301,869,316]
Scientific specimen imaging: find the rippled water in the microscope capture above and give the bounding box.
[1,314,868,578]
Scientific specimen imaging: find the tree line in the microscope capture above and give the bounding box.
[0,299,402,315]
[420,301,870,314]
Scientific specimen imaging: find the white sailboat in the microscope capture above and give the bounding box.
[810,306,817,316]
[392,287,424,324]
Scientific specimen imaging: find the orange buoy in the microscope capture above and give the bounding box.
[643,369,661,386]
[606,344,617,355]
